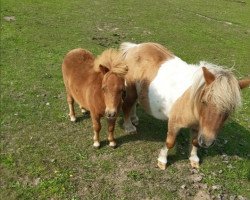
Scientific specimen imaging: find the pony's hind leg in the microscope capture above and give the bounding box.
[91,114,101,148]
[107,119,117,148]
[130,102,139,126]
[67,94,76,122]
[122,84,138,134]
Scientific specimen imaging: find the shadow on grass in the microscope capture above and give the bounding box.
[116,107,250,165]
[74,112,90,122]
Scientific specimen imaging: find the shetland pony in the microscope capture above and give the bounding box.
[120,42,250,169]
[62,48,128,148]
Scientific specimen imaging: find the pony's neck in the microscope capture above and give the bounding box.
[167,58,205,128]
[171,60,206,127]
[89,72,105,106]
[169,86,200,129]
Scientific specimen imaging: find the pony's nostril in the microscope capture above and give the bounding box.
[198,136,207,148]
[198,135,214,148]
[106,111,116,118]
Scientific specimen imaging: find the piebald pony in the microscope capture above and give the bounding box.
[120,42,250,169]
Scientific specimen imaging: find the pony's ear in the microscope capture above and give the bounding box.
[99,65,109,74]
[238,79,250,89]
[202,67,215,85]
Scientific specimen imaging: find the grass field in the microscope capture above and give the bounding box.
[1,0,250,199]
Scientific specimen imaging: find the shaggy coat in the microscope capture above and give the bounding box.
[62,48,128,148]
[120,42,250,169]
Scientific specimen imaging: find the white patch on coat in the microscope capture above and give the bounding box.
[157,146,168,164]
[148,57,198,120]
[81,108,87,113]
[70,115,76,122]
[93,141,100,147]
[120,42,139,54]
[109,141,116,147]
[189,145,199,163]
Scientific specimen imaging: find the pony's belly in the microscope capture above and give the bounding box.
[147,88,171,120]
[69,80,91,110]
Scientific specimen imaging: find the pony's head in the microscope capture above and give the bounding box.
[192,65,250,148]
[95,49,128,120]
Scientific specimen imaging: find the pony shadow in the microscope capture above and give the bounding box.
[117,108,167,144]
[117,108,250,165]
[75,112,90,122]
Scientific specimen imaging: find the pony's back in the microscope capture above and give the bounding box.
[62,48,95,72]
[62,48,97,105]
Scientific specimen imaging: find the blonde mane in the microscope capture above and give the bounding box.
[94,49,128,77]
[191,62,241,112]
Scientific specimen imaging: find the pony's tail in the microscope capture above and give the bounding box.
[120,42,139,56]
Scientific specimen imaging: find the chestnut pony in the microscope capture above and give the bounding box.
[62,48,128,148]
[120,42,250,169]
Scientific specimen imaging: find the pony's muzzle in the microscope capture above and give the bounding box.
[105,109,117,120]
[198,135,215,148]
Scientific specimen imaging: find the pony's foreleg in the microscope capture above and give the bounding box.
[91,115,101,148]
[189,132,200,168]
[157,146,169,170]
[107,119,117,148]
[189,145,199,169]
[67,94,76,122]
[157,124,180,170]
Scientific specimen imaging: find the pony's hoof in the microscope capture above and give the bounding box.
[109,141,117,148]
[81,108,87,114]
[93,141,100,148]
[131,117,139,126]
[190,161,200,169]
[70,116,76,122]
[132,120,139,126]
[157,161,167,170]
[123,122,137,134]
[125,129,137,134]
[124,125,137,134]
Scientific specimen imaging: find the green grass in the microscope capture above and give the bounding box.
[1,0,250,199]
